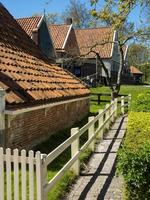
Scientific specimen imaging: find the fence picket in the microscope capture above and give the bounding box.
[21,150,26,200]
[29,150,34,200]
[0,148,4,200]
[13,149,19,200]
[6,148,12,200]
[36,151,42,200]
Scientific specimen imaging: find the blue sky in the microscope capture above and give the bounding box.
[1,0,142,27]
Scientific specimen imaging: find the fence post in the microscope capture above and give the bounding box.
[114,98,118,118]
[41,154,48,200]
[0,89,5,148]
[105,104,110,129]
[98,94,101,105]
[98,109,103,140]
[111,100,115,123]
[88,116,95,151]
[121,96,125,115]
[128,94,131,110]
[71,127,80,176]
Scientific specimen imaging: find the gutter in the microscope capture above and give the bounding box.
[62,24,73,49]
[5,96,90,116]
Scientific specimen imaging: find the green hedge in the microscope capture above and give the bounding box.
[131,93,150,112]
[117,112,150,199]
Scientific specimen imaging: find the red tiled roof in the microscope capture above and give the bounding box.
[17,16,42,37]
[130,66,143,75]
[75,27,114,59]
[49,24,71,49]
[0,4,90,107]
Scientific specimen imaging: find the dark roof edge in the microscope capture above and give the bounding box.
[0,2,4,7]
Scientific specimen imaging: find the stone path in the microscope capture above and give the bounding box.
[65,116,127,200]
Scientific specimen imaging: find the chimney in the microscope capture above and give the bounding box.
[31,28,38,45]
[66,18,73,25]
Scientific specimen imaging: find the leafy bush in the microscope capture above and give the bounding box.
[117,112,150,199]
[138,62,150,83]
[131,93,150,112]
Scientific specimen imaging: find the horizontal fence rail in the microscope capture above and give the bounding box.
[91,93,128,105]
[0,95,131,200]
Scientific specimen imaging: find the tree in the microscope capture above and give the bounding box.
[62,0,100,28]
[32,13,60,25]
[46,13,59,24]
[88,0,150,98]
[128,44,150,66]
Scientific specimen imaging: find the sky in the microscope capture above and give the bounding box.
[0,0,142,27]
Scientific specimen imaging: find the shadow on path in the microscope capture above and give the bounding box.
[78,116,125,200]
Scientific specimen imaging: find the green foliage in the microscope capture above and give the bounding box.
[48,171,76,200]
[131,93,150,112]
[138,62,150,83]
[123,112,150,149]
[117,112,150,199]
[90,0,145,29]
[128,44,150,66]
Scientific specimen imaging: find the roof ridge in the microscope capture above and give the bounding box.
[75,26,112,31]
[49,24,70,27]
[17,16,42,20]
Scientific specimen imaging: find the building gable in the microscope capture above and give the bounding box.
[17,16,55,59]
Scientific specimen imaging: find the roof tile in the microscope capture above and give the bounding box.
[17,16,42,37]
[75,27,114,58]
[49,24,71,49]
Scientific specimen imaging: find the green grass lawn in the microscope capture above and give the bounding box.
[90,85,150,113]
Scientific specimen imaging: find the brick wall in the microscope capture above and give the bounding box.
[5,98,89,150]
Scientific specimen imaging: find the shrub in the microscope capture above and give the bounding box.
[117,112,150,199]
[131,93,150,112]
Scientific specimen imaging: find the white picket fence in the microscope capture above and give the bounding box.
[0,95,131,200]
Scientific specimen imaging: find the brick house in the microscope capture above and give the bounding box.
[17,15,56,59]
[0,4,90,150]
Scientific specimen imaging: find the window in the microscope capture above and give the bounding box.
[74,67,81,77]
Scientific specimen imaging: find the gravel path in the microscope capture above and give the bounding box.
[65,116,127,200]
